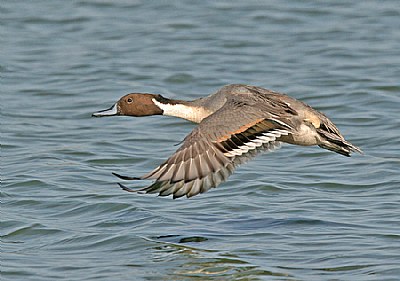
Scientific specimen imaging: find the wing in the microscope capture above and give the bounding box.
[116,96,296,198]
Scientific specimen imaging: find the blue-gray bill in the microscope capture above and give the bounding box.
[92,103,118,117]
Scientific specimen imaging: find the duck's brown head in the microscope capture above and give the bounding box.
[92,93,164,117]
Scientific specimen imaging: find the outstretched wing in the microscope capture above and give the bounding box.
[116,95,296,198]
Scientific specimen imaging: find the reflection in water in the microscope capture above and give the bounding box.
[145,236,291,280]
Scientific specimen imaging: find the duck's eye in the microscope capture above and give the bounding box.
[127,98,133,103]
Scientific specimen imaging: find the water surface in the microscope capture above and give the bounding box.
[2,1,400,280]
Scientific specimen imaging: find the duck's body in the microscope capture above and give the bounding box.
[93,84,362,198]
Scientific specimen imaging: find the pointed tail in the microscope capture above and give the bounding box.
[317,128,363,157]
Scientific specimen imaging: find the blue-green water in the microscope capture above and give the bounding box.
[2,1,400,280]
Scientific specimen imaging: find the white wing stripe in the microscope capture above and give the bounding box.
[223,129,289,157]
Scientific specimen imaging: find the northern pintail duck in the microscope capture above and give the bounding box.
[93,84,362,199]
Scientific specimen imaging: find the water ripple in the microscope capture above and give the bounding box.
[2,0,400,280]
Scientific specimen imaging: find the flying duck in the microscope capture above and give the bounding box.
[93,84,362,198]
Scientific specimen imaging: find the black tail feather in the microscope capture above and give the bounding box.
[317,129,363,157]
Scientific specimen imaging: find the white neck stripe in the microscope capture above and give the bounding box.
[152,98,211,123]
